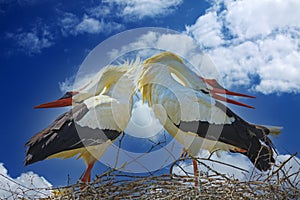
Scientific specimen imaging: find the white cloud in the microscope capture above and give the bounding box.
[186,11,223,48]
[76,16,103,34]
[108,31,199,58]
[6,26,54,55]
[103,0,183,19]
[59,0,182,36]
[59,75,75,93]
[224,0,300,40]
[60,13,124,36]
[186,0,300,94]
[107,30,222,81]
[0,163,52,199]
[59,12,79,36]
[59,0,300,95]
[87,5,111,18]
[125,100,164,138]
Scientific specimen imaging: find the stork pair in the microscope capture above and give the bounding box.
[25,52,280,182]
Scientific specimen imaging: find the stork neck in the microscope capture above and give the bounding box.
[107,73,136,101]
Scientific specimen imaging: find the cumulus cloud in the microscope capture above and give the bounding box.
[6,25,54,55]
[103,0,183,19]
[107,30,223,81]
[76,16,103,34]
[59,0,300,95]
[186,0,300,94]
[59,13,124,36]
[224,0,300,40]
[125,100,164,138]
[186,11,223,48]
[108,31,198,58]
[0,163,52,199]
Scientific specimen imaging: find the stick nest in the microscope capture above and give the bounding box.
[42,153,300,200]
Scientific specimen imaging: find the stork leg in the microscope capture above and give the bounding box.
[81,162,95,182]
[192,159,199,187]
[181,148,199,186]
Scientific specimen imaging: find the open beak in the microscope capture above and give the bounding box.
[34,91,78,108]
[202,78,255,109]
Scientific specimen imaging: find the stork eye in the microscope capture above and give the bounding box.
[200,89,209,94]
[59,91,78,100]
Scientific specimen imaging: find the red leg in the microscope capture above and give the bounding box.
[192,159,199,186]
[81,162,95,182]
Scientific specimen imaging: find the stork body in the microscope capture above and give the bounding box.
[139,52,278,171]
[25,61,139,182]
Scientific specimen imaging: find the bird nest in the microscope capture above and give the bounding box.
[1,153,299,199]
[41,153,300,200]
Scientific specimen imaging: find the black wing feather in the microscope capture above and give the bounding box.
[177,101,275,171]
[25,104,120,165]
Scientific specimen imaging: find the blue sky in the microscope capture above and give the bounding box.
[0,0,300,189]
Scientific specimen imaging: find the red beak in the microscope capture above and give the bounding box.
[202,78,255,109]
[34,91,78,109]
[211,93,255,109]
[203,78,255,98]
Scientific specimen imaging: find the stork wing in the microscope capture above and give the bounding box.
[76,94,132,131]
[149,83,275,171]
[145,52,255,108]
[25,101,121,165]
[174,101,276,171]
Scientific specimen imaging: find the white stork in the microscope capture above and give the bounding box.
[138,52,280,175]
[25,60,139,182]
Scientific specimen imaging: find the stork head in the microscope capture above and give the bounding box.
[140,52,255,108]
[143,52,207,90]
[96,65,129,94]
[34,64,132,109]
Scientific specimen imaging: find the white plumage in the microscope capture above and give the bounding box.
[25,60,141,182]
[139,52,278,172]
[26,51,279,184]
